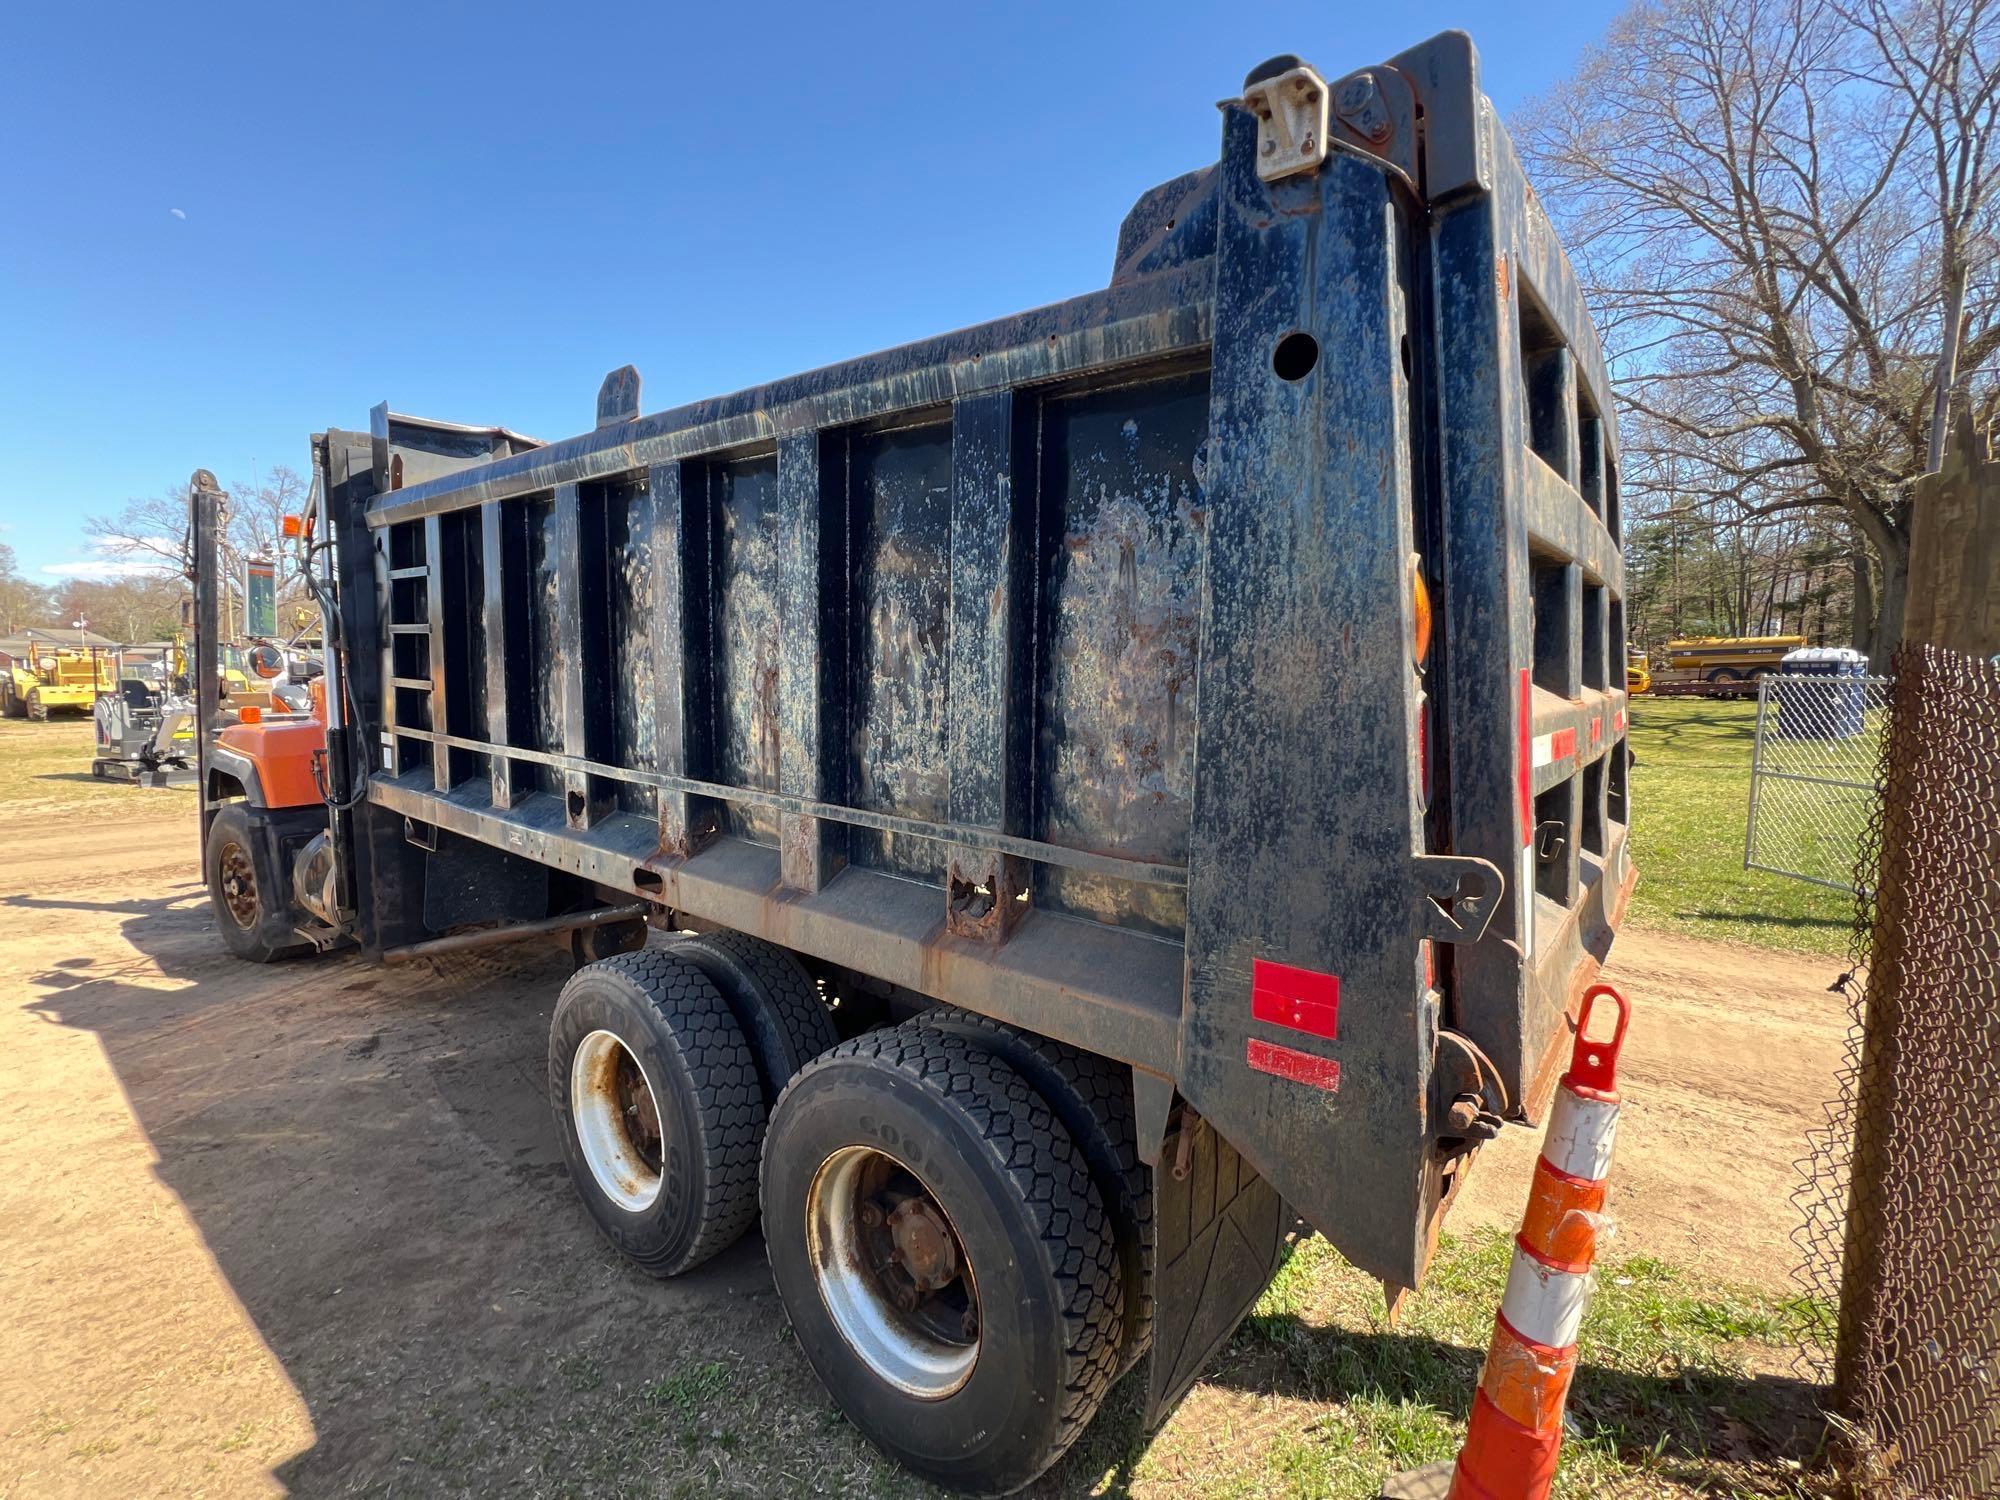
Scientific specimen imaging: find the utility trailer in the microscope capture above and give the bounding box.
[194,32,1633,1494]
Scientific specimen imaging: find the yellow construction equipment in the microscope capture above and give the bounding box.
[3,646,114,720]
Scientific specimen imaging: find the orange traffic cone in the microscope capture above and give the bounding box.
[1382,983,1631,1500]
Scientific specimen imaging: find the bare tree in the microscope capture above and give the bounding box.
[83,465,313,639]
[0,544,51,635]
[1518,0,2000,666]
[46,577,186,644]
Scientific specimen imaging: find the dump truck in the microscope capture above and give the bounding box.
[189,33,1632,1494]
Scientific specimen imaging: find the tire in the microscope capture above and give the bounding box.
[206,802,308,963]
[907,1007,1154,1377]
[26,689,46,722]
[570,916,648,965]
[1705,667,1742,683]
[664,930,839,1106]
[762,1026,1122,1495]
[1,683,20,718]
[548,949,765,1276]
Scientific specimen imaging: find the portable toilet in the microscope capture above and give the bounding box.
[1777,645,1868,738]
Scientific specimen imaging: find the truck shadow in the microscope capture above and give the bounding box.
[10,881,837,1497]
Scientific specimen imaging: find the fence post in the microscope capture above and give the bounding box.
[1903,410,2000,660]
[1828,650,2000,1487]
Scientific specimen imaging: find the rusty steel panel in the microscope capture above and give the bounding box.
[844,418,954,881]
[1031,372,1209,936]
[706,453,784,846]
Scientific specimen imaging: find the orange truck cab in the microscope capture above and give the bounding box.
[207,678,328,810]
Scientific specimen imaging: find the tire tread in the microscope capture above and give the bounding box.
[557,948,765,1274]
[907,1007,1155,1374]
[770,1025,1123,1473]
[673,930,838,1087]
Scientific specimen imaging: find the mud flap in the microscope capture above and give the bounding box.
[1142,1111,1292,1424]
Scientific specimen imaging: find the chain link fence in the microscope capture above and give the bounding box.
[1791,644,2000,1497]
[1747,673,1895,893]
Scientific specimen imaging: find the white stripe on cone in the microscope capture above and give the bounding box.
[1542,1087,1619,1181]
[1500,1247,1592,1350]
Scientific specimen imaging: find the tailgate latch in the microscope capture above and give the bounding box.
[1411,854,1504,945]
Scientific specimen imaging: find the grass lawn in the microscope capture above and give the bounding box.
[0,716,196,816]
[1625,697,1854,956]
[1041,1229,1827,1498]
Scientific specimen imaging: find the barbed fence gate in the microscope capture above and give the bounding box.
[1746,673,1895,893]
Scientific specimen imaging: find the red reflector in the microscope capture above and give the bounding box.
[1418,699,1432,806]
[1548,727,1577,761]
[1247,1038,1342,1092]
[1251,958,1340,1040]
[1518,669,1532,845]
[1589,716,1603,745]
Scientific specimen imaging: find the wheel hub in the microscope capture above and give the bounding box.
[570,1030,665,1211]
[807,1145,979,1398]
[887,1197,958,1292]
[218,841,259,928]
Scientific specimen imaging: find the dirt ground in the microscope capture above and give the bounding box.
[0,790,1848,1497]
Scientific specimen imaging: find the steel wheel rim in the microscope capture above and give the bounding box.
[217,841,259,928]
[570,1030,664,1212]
[806,1144,979,1399]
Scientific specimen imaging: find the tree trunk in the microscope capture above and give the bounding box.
[1871,550,1909,675]
[1852,541,1877,659]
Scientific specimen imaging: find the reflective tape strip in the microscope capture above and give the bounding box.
[1499,1243,1591,1349]
[1246,1038,1341,1092]
[1480,1313,1580,1433]
[1531,727,1577,767]
[1541,1084,1619,1181]
[1518,1157,1608,1270]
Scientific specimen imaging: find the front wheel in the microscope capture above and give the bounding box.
[762,1027,1122,1495]
[25,689,47,722]
[206,802,308,962]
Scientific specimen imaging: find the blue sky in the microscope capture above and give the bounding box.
[0,0,1618,580]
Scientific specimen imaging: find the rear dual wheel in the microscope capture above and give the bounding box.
[761,1027,1124,1495]
[549,949,765,1275]
[907,1008,1154,1377]
[548,933,838,1275]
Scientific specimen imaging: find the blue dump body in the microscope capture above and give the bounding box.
[309,33,1632,1397]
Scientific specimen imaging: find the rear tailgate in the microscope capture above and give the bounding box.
[1402,32,1636,1128]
